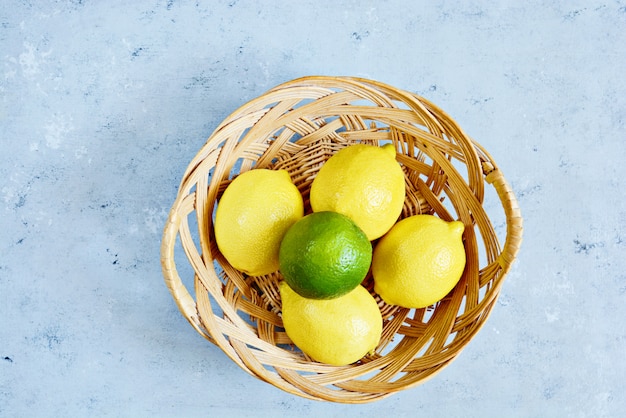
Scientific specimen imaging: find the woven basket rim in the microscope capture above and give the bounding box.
[160,75,523,403]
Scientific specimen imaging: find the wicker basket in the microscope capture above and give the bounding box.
[161,76,523,403]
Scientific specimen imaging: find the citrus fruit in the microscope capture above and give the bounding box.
[372,214,466,309]
[309,143,405,241]
[280,281,382,366]
[214,169,303,276]
[278,211,372,299]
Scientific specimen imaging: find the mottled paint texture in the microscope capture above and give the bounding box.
[1,1,625,417]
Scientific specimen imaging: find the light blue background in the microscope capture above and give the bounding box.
[1,1,625,417]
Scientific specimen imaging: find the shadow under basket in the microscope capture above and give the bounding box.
[161,76,523,403]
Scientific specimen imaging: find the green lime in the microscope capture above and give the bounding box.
[279,211,372,299]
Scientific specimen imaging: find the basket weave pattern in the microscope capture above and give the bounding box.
[161,76,523,403]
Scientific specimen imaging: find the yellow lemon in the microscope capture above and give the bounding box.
[310,143,405,241]
[280,282,382,366]
[372,214,466,309]
[214,169,303,276]
[279,211,372,300]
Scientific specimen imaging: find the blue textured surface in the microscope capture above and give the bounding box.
[1,1,625,417]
